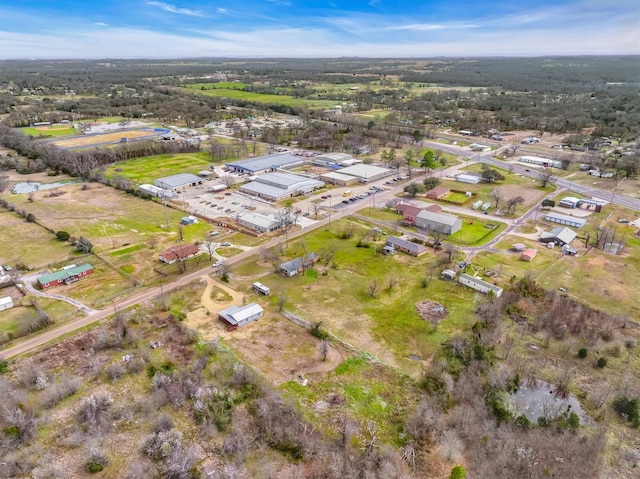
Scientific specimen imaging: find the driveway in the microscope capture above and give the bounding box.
[23,281,98,315]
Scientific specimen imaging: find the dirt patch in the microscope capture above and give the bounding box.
[50,128,162,149]
[415,300,448,325]
[498,183,547,209]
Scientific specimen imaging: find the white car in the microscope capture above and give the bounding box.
[213,261,224,268]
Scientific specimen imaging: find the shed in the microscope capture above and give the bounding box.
[512,243,526,252]
[472,200,483,210]
[218,303,263,331]
[441,269,456,281]
[385,236,428,257]
[0,296,14,312]
[180,216,198,225]
[457,174,481,184]
[520,249,537,262]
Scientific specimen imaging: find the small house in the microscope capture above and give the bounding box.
[457,173,482,184]
[396,202,442,225]
[425,187,450,200]
[559,197,581,209]
[219,303,263,331]
[159,244,200,264]
[279,253,319,277]
[385,236,428,257]
[458,273,503,297]
[520,249,537,262]
[37,263,94,289]
[0,296,14,312]
[512,243,526,252]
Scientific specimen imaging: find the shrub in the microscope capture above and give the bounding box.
[597,357,607,368]
[310,321,329,340]
[0,360,8,374]
[55,230,70,241]
[420,278,429,288]
[25,213,35,222]
[85,449,109,473]
[141,428,183,461]
[450,465,467,479]
[613,397,639,427]
[578,348,588,359]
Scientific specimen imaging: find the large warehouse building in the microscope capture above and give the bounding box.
[319,171,359,186]
[239,172,325,201]
[154,173,203,192]
[336,164,393,183]
[225,153,303,174]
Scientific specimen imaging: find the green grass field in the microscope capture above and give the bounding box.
[20,126,77,137]
[0,210,81,269]
[105,152,214,184]
[181,86,338,108]
[184,82,248,90]
[229,220,479,371]
[448,217,507,246]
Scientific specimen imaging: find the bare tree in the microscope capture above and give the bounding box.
[320,242,338,266]
[277,291,288,312]
[220,174,234,188]
[318,339,329,362]
[202,237,217,260]
[489,187,503,209]
[505,195,525,215]
[538,168,554,188]
[386,275,399,291]
[367,280,380,298]
[310,201,322,219]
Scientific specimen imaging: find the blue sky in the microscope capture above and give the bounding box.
[1,0,638,58]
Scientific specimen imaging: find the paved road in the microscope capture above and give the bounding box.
[420,140,640,212]
[0,185,401,360]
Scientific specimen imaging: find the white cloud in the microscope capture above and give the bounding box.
[146,1,205,17]
[387,23,478,32]
[216,8,227,14]
[266,0,292,6]
[94,22,108,26]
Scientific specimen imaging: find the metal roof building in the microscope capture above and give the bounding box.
[544,212,587,229]
[458,273,503,297]
[416,210,462,235]
[237,212,282,233]
[385,236,429,257]
[539,226,577,245]
[336,164,393,183]
[219,303,263,330]
[225,153,303,174]
[319,171,359,186]
[154,173,203,191]
[239,172,324,201]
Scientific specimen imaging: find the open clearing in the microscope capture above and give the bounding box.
[20,125,77,137]
[228,220,479,375]
[45,127,169,149]
[105,151,214,184]
[181,86,339,108]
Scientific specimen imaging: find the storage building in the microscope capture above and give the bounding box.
[518,156,563,169]
[225,153,303,174]
[219,303,263,330]
[0,296,14,312]
[154,173,203,192]
[336,164,393,183]
[240,172,325,201]
[458,273,503,297]
[544,212,587,229]
[416,210,462,235]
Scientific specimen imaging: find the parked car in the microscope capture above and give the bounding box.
[212,261,223,268]
[221,242,231,246]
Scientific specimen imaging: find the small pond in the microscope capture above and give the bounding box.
[511,379,593,426]
[11,180,80,194]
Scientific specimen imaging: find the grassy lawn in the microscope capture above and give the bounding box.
[0,210,81,269]
[224,232,267,247]
[0,305,39,336]
[470,238,562,286]
[185,82,248,90]
[20,126,77,137]
[448,217,507,246]
[536,238,640,319]
[104,152,214,184]
[229,220,480,373]
[181,86,338,108]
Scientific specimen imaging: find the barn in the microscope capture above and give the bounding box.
[219,303,263,331]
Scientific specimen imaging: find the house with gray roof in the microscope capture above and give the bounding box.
[237,212,282,234]
[279,253,319,277]
[385,236,429,257]
[539,226,577,246]
[458,273,503,297]
[416,210,462,235]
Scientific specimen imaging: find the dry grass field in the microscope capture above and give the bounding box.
[48,128,165,149]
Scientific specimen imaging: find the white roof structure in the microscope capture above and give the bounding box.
[226,153,303,173]
[237,212,281,230]
[321,172,357,182]
[154,173,202,189]
[0,296,12,307]
[540,226,577,245]
[337,164,392,181]
[316,152,353,163]
[544,212,588,228]
[240,172,324,200]
[416,210,460,227]
[219,303,263,326]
